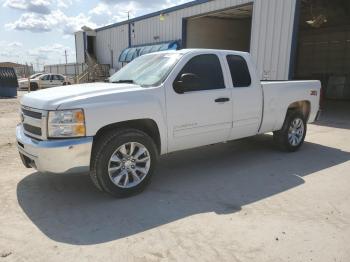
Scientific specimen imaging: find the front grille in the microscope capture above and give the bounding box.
[22,108,42,119]
[21,106,45,139]
[23,123,42,136]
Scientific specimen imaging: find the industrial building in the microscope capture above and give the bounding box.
[75,0,350,100]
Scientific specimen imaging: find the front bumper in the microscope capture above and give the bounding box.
[16,124,93,174]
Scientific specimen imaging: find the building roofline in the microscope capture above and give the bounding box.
[95,0,212,32]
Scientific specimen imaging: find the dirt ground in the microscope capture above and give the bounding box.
[0,92,350,262]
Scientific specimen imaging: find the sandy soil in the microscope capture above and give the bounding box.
[0,92,350,261]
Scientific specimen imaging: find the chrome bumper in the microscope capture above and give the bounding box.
[16,124,93,174]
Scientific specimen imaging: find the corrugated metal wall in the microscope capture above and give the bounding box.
[250,0,297,80]
[75,31,85,64]
[96,24,129,69]
[93,0,297,80]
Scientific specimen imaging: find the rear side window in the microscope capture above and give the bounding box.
[54,75,64,81]
[175,54,225,92]
[226,55,251,87]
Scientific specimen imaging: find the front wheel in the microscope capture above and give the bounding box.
[273,111,307,152]
[30,82,38,91]
[90,129,158,197]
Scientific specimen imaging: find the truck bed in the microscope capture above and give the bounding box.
[259,80,321,134]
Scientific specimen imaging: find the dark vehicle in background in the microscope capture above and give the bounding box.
[0,67,18,97]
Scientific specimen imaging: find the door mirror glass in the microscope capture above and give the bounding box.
[174,73,200,94]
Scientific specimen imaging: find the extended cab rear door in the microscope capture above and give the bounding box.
[165,52,233,152]
[223,54,263,139]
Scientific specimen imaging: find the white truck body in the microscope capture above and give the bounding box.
[17,49,320,195]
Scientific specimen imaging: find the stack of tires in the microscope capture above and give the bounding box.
[0,67,18,97]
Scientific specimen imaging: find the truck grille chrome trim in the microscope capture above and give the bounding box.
[22,108,42,119]
[21,106,47,140]
[23,123,42,136]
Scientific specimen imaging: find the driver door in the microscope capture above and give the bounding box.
[165,53,233,152]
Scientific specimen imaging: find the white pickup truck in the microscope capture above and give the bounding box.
[17,49,321,197]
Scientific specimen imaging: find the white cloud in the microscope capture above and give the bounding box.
[27,43,74,61]
[5,9,96,34]
[0,41,25,62]
[8,41,23,47]
[3,0,52,14]
[89,3,111,16]
[56,0,76,8]
[89,0,191,26]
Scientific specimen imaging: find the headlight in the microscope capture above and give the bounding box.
[48,109,86,138]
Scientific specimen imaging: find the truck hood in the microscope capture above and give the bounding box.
[21,82,143,110]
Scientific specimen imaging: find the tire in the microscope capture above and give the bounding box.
[273,111,307,152]
[30,82,38,91]
[90,128,158,197]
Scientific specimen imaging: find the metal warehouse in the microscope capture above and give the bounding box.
[75,0,350,100]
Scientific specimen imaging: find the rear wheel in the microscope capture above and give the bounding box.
[273,111,307,152]
[90,129,158,197]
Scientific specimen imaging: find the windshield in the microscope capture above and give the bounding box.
[109,52,182,87]
[30,73,42,79]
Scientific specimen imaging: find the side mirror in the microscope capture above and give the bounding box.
[173,73,200,94]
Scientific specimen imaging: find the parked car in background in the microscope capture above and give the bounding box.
[18,73,43,90]
[19,73,72,91]
[17,49,321,197]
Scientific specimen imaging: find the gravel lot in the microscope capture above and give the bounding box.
[0,92,350,262]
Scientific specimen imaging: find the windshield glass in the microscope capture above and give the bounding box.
[30,73,42,79]
[109,52,182,87]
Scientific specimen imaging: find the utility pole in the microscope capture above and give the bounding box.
[35,58,40,72]
[64,50,68,64]
[127,11,131,47]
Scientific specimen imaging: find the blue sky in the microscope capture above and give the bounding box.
[0,0,190,70]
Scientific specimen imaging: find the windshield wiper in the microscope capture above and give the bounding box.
[111,79,135,84]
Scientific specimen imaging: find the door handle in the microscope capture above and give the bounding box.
[215,97,230,103]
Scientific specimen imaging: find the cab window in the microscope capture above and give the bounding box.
[174,54,225,92]
[226,55,251,87]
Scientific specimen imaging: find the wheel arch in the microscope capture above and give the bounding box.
[93,119,161,154]
[287,100,311,121]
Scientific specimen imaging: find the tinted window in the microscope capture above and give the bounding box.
[226,55,251,87]
[52,75,64,81]
[175,54,225,92]
[41,75,50,81]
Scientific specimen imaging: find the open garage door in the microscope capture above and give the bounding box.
[294,0,350,101]
[293,0,350,129]
[184,4,253,52]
